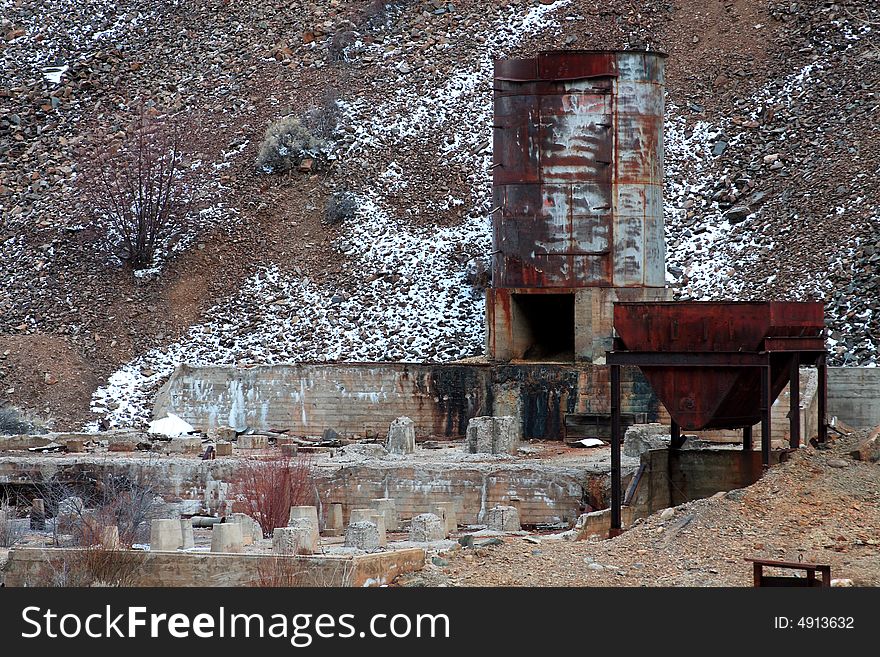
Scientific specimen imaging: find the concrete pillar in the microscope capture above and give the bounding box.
[228,513,262,544]
[179,519,194,549]
[324,503,344,537]
[466,416,520,455]
[273,523,314,555]
[371,513,387,547]
[344,521,380,551]
[288,506,320,547]
[150,519,183,551]
[211,522,243,553]
[409,513,445,542]
[30,498,45,531]
[487,505,520,532]
[349,508,374,524]
[435,502,457,535]
[386,416,416,454]
[370,498,399,531]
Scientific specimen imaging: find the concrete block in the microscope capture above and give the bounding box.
[150,519,183,551]
[465,416,520,455]
[288,506,320,547]
[386,416,415,455]
[487,505,520,532]
[280,443,298,457]
[435,502,457,535]
[237,434,268,449]
[228,513,262,544]
[214,441,233,456]
[409,513,445,542]
[372,513,387,547]
[349,508,374,524]
[167,436,202,453]
[64,438,84,453]
[370,498,399,532]
[211,522,243,553]
[180,519,194,549]
[324,503,344,537]
[345,521,380,552]
[211,425,237,442]
[623,423,670,457]
[273,522,314,555]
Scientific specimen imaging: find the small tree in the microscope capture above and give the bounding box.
[82,104,192,269]
[233,455,315,538]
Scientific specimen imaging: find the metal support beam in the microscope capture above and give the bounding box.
[817,353,828,444]
[761,365,772,467]
[743,425,753,451]
[789,355,800,449]
[670,419,684,450]
[610,364,621,534]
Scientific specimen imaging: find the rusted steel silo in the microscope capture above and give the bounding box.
[486,50,669,363]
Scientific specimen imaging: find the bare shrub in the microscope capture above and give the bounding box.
[324,192,358,226]
[233,455,315,538]
[81,103,194,269]
[301,89,341,141]
[34,545,145,587]
[0,405,47,435]
[256,117,328,174]
[0,501,25,547]
[35,465,161,548]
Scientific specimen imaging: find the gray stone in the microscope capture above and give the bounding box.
[409,513,445,542]
[623,423,670,457]
[211,425,237,442]
[205,480,229,513]
[465,416,520,455]
[345,521,380,551]
[386,416,416,454]
[487,505,520,532]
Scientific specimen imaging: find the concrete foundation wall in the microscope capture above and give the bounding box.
[155,362,663,441]
[0,454,614,527]
[627,448,781,518]
[322,463,600,526]
[828,367,880,428]
[0,547,426,587]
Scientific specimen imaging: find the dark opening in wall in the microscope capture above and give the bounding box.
[511,293,575,361]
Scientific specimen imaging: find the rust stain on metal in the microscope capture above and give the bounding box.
[492,50,667,289]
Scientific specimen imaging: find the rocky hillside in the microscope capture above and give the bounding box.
[1,0,878,429]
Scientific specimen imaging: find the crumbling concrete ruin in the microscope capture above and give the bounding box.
[2,50,878,589]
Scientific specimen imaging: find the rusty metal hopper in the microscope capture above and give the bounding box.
[612,302,825,431]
